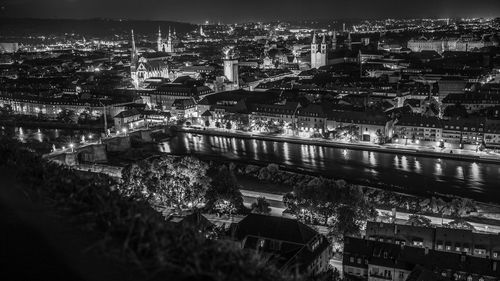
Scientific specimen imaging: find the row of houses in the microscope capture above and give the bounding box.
[343,221,500,281]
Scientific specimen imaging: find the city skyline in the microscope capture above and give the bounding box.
[1,0,500,23]
[2,2,500,281]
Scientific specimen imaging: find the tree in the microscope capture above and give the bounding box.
[251,197,271,215]
[205,120,210,127]
[0,104,13,116]
[446,219,475,231]
[78,110,92,124]
[450,198,476,218]
[215,121,221,129]
[407,214,432,227]
[329,205,363,242]
[57,109,76,124]
[121,156,210,212]
[205,165,246,215]
[226,121,232,130]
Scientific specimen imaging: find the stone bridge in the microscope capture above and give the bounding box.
[43,129,154,166]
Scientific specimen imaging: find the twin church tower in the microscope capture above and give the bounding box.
[310,32,328,69]
[157,26,175,53]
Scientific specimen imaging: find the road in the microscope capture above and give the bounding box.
[240,190,500,234]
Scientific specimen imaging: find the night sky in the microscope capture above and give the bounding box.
[1,0,499,23]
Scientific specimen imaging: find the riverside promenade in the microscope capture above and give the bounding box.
[177,127,500,164]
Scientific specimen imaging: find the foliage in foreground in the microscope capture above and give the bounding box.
[0,138,295,281]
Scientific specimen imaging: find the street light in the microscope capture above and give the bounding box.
[122,128,128,135]
[69,143,74,153]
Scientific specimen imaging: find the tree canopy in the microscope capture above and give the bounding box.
[121,156,210,212]
[205,165,246,215]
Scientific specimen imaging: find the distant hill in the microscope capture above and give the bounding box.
[0,18,196,40]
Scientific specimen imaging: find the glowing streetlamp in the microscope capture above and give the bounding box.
[69,143,74,153]
[122,128,128,135]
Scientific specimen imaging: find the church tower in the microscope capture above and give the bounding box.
[311,32,318,54]
[321,34,327,55]
[157,26,162,52]
[331,31,337,51]
[346,32,352,50]
[310,32,327,69]
[130,29,139,89]
[167,27,173,53]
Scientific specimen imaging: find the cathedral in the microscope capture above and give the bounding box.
[310,32,328,69]
[130,30,169,89]
[157,27,184,53]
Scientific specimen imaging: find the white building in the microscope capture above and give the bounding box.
[310,33,328,69]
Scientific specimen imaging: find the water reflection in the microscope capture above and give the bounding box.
[164,133,500,203]
[5,126,500,204]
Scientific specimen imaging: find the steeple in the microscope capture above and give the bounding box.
[346,32,352,50]
[157,26,162,52]
[168,26,172,38]
[331,30,337,51]
[131,29,136,57]
[312,31,317,45]
[321,34,327,54]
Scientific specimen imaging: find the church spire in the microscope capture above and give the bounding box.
[157,26,163,52]
[131,29,136,56]
[322,34,326,44]
[312,31,316,44]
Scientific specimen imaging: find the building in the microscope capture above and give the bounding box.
[442,93,500,114]
[113,108,143,130]
[393,114,443,143]
[157,26,173,53]
[310,33,328,69]
[484,120,500,149]
[0,93,128,120]
[442,118,485,146]
[196,89,280,122]
[327,111,387,143]
[296,104,327,134]
[438,78,467,101]
[343,237,500,281]
[130,30,169,88]
[331,31,337,51]
[366,221,500,259]
[170,98,197,120]
[148,76,213,111]
[0,42,19,53]
[250,101,300,126]
[224,58,239,87]
[407,36,497,54]
[156,27,184,54]
[232,214,332,276]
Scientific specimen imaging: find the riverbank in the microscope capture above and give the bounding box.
[177,127,500,164]
[0,118,104,131]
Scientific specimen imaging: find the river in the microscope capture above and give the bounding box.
[3,126,500,204]
[161,132,500,204]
